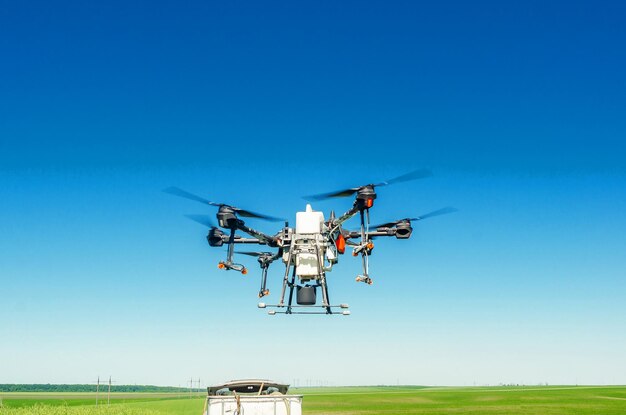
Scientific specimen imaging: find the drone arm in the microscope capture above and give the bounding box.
[345,229,398,239]
[270,250,282,262]
[216,234,268,245]
[230,237,268,244]
[331,205,360,231]
[236,223,277,246]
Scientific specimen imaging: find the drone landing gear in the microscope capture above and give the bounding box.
[355,275,373,285]
[217,261,247,274]
[259,302,350,315]
[351,208,375,286]
[258,263,270,298]
[233,250,282,300]
[263,269,350,315]
[214,228,250,274]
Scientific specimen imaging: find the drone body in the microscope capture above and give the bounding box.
[165,169,455,315]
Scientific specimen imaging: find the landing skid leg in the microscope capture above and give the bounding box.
[258,266,269,297]
[361,251,369,280]
[286,268,296,314]
[359,209,370,281]
[278,247,293,307]
[226,228,236,263]
[320,275,332,314]
[315,245,332,314]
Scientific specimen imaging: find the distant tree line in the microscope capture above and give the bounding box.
[0,384,190,393]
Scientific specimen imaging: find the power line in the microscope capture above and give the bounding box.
[93,376,115,407]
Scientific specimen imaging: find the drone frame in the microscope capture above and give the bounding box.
[165,170,454,316]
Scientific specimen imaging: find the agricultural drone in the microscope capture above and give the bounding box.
[164,169,456,315]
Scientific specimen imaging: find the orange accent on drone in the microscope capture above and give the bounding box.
[336,234,346,254]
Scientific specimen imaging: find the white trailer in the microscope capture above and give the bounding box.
[203,379,302,415]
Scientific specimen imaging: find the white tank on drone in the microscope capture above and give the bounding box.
[294,204,325,279]
[295,204,324,234]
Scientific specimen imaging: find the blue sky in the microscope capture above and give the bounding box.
[1,0,625,387]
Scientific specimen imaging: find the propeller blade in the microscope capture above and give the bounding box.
[375,169,432,187]
[371,207,457,228]
[165,187,283,222]
[304,169,432,201]
[370,220,402,229]
[304,188,360,201]
[415,207,458,220]
[163,187,213,205]
[234,208,284,222]
[184,214,217,228]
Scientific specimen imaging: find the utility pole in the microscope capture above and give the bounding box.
[107,376,112,406]
[96,376,100,407]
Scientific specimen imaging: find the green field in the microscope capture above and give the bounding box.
[2,386,626,414]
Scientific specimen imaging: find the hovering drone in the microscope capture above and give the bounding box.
[165,169,456,315]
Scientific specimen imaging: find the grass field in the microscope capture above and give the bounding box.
[2,386,626,414]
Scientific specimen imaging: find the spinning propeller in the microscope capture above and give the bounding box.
[163,186,283,222]
[304,169,432,201]
[182,214,228,248]
[184,214,217,229]
[371,207,458,229]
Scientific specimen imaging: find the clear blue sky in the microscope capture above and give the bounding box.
[1,0,625,387]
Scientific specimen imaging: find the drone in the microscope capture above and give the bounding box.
[165,169,456,315]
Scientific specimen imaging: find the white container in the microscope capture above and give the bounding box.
[296,252,319,277]
[296,204,324,234]
[206,395,302,415]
